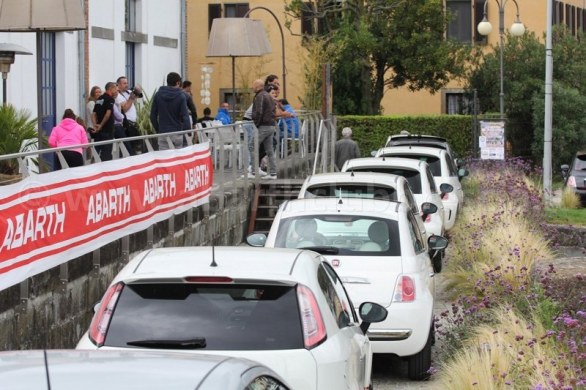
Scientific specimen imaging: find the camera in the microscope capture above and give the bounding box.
[131,87,143,98]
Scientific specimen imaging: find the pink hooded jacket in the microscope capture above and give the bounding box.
[48,118,88,154]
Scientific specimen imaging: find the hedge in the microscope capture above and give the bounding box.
[336,115,475,159]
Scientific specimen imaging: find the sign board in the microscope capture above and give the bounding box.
[0,144,213,290]
[479,120,505,160]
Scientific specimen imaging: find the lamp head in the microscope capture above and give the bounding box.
[477,17,493,36]
[510,20,525,37]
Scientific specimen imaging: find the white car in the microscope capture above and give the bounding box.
[374,146,468,231]
[0,350,291,389]
[341,157,449,237]
[298,171,438,245]
[249,198,448,380]
[76,246,387,390]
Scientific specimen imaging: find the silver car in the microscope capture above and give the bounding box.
[0,350,290,389]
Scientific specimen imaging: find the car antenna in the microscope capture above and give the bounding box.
[337,188,344,205]
[210,246,218,267]
[350,169,354,176]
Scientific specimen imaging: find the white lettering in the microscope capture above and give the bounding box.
[184,164,210,192]
[0,202,67,252]
[143,174,177,205]
[86,186,132,225]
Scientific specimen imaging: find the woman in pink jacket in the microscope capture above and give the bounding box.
[48,109,89,170]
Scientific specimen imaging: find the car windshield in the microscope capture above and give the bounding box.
[304,184,398,200]
[104,283,304,350]
[274,216,401,256]
[348,167,422,194]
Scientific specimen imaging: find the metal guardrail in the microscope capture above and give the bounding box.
[0,111,336,305]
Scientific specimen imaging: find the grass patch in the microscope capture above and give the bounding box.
[545,207,586,226]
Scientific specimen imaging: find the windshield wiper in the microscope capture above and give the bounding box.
[127,337,206,349]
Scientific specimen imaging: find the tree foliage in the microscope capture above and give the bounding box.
[466,25,586,164]
[285,0,468,115]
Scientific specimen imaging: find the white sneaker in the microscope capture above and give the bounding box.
[247,172,256,179]
[258,169,268,177]
[263,174,277,180]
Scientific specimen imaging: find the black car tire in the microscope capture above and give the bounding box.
[407,327,433,380]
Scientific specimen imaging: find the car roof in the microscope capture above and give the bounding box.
[0,350,284,389]
[115,246,318,284]
[279,197,405,219]
[376,145,446,158]
[343,157,426,172]
[302,171,406,187]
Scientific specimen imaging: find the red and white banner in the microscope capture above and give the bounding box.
[0,143,213,291]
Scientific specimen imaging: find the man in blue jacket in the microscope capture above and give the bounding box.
[150,72,191,150]
[214,102,232,125]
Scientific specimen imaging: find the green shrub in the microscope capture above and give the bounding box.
[336,115,474,158]
[0,104,39,175]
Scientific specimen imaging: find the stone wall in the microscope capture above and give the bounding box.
[0,186,252,350]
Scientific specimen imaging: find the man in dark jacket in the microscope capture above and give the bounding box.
[150,72,191,150]
[251,79,277,179]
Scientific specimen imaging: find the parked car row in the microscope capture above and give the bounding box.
[9,133,466,389]
[246,134,466,381]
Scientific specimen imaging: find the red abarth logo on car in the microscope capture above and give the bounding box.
[331,259,340,267]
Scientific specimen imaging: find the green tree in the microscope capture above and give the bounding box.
[466,25,586,161]
[285,0,468,115]
[0,104,39,175]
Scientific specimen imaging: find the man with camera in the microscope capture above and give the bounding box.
[116,76,142,154]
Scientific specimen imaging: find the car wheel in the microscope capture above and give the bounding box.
[407,327,433,380]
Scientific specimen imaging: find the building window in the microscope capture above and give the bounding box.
[301,2,315,36]
[125,0,137,87]
[208,3,249,33]
[444,91,471,115]
[224,3,249,17]
[125,0,137,31]
[447,0,472,43]
[40,32,56,169]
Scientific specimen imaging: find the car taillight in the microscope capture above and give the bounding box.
[297,284,326,349]
[392,276,415,302]
[568,176,577,188]
[89,282,124,347]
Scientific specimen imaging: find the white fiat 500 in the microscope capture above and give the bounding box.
[249,198,448,380]
[341,157,450,237]
[374,146,468,231]
[298,171,438,245]
[76,246,387,390]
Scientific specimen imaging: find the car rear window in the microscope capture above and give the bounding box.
[304,184,398,201]
[381,154,441,176]
[347,167,421,194]
[104,284,304,350]
[575,153,586,170]
[274,216,401,256]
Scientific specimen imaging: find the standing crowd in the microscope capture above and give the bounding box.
[48,71,308,178]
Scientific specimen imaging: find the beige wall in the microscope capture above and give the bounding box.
[187,0,583,116]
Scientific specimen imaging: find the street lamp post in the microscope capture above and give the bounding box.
[477,0,525,119]
[244,7,287,99]
[0,43,32,105]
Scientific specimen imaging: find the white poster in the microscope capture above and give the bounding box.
[479,121,505,160]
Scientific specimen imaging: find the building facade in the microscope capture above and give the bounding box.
[186,0,586,116]
[0,0,185,134]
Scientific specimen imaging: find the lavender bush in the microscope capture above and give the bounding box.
[436,158,585,389]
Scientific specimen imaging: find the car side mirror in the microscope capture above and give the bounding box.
[246,233,267,247]
[428,235,448,251]
[420,202,437,219]
[456,158,465,168]
[439,183,453,196]
[370,150,378,157]
[359,302,388,333]
[458,168,469,180]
